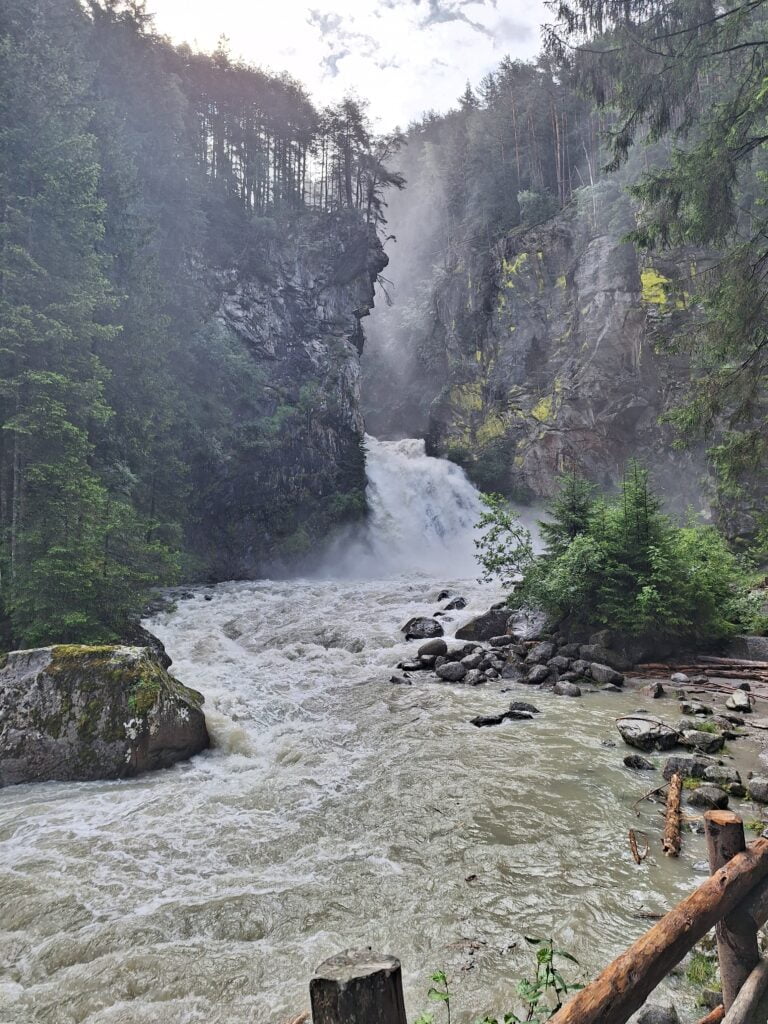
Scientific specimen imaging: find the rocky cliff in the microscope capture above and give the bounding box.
[422,183,708,509]
[189,211,388,578]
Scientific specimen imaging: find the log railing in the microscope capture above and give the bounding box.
[305,811,768,1024]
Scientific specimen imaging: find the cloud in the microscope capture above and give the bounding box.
[147,0,547,128]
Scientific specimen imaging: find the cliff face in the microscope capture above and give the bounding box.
[188,211,388,579]
[424,184,708,509]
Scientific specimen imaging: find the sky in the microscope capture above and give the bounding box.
[145,0,548,129]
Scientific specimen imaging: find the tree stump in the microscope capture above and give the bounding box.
[310,949,408,1024]
[704,811,760,1011]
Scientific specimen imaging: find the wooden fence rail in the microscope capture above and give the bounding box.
[307,812,768,1024]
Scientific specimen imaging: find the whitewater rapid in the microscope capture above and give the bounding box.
[0,439,759,1023]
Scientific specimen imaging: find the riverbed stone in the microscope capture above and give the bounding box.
[687,785,729,810]
[501,663,525,682]
[617,716,679,752]
[526,665,552,685]
[419,655,437,668]
[461,653,484,670]
[418,638,448,658]
[489,635,514,647]
[444,596,467,611]
[637,1003,680,1024]
[662,756,712,781]
[571,659,591,676]
[471,709,534,727]
[624,754,655,770]
[435,662,467,683]
[485,668,499,679]
[526,641,556,664]
[679,729,725,755]
[463,669,486,686]
[455,608,510,642]
[557,643,582,659]
[590,662,624,686]
[548,655,572,672]
[0,645,209,786]
[726,690,752,713]
[509,701,540,714]
[579,644,632,671]
[748,777,768,803]
[553,681,581,697]
[390,674,412,686]
[670,672,689,684]
[402,617,444,640]
[643,682,665,699]
[704,765,742,787]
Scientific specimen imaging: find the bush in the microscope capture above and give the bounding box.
[476,464,762,647]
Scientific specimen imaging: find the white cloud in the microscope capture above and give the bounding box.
[145,0,547,129]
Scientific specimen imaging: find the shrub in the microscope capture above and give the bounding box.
[476,463,762,647]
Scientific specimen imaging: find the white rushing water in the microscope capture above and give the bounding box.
[0,439,761,1024]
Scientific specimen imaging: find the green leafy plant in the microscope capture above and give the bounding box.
[475,493,535,590]
[413,970,451,1024]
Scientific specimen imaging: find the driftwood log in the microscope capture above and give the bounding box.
[547,837,768,1024]
[662,773,682,857]
[694,1007,725,1024]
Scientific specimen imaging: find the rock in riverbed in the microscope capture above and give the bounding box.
[624,754,656,770]
[0,645,209,786]
[402,617,444,640]
[726,690,752,713]
[687,784,729,811]
[417,638,447,657]
[617,716,679,752]
[435,662,467,683]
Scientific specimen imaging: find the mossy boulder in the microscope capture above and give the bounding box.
[0,645,209,786]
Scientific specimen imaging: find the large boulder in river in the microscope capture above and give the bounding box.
[617,716,679,752]
[0,645,209,786]
[455,608,510,641]
[402,617,444,640]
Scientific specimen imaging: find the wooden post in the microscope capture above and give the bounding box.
[662,773,682,857]
[721,959,768,1023]
[704,811,760,1011]
[310,949,408,1024]
[548,837,768,1024]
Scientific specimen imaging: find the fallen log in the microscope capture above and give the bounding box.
[662,773,682,857]
[629,829,649,864]
[547,837,768,1024]
[698,656,768,669]
[695,1007,724,1024]
[721,958,768,1024]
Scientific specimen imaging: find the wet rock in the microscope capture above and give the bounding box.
[489,635,514,647]
[590,663,624,686]
[436,662,468,683]
[579,644,631,671]
[526,665,552,686]
[617,716,679,752]
[418,638,448,658]
[680,702,713,716]
[553,681,581,697]
[526,641,556,665]
[437,589,451,601]
[730,783,747,798]
[548,655,572,672]
[601,683,623,693]
[434,656,448,668]
[726,635,768,660]
[719,711,745,726]
[398,660,424,672]
[571,659,591,676]
[704,765,742,787]
[558,643,582,659]
[643,682,665,699]
[419,655,437,668]
[455,609,510,642]
[485,668,499,679]
[461,653,485,670]
[509,701,540,714]
[637,1003,680,1024]
[748,777,768,803]
[670,672,689,684]
[738,681,752,691]
[464,669,487,686]
[662,756,713,781]
[444,596,467,611]
[602,739,617,747]
[680,730,725,755]
[687,785,729,811]
[726,690,752,713]
[471,709,534,727]
[402,617,444,641]
[624,754,656,770]
[557,670,579,682]
[501,663,525,682]
[390,674,412,686]
[0,646,209,786]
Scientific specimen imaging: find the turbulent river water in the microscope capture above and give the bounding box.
[0,438,763,1024]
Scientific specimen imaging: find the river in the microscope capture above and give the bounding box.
[0,438,761,1023]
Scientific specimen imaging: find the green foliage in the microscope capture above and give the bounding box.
[517,189,559,226]
[475,493,535,590]
[478,465,760,646]
[415,939,583,1024]
[686,951,717,988]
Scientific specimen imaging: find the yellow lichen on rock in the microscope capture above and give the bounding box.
[640,267,671,305]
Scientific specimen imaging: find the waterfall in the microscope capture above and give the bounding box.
[320,435,482,578]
